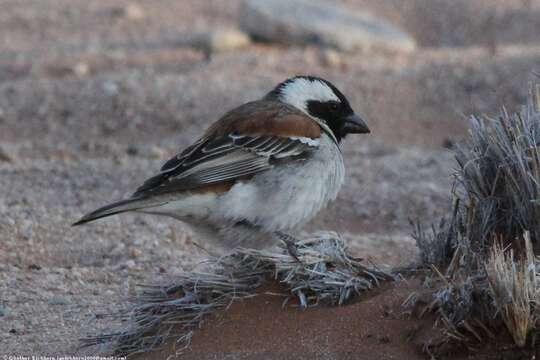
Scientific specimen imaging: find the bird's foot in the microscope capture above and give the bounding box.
[191,240,218,257]
[275,231,301,263]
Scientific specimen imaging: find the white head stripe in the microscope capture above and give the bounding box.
[279,78,340,113]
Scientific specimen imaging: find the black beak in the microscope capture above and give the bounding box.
[341,113,370,134]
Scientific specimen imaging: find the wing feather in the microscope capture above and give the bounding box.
[133,101,323,197]
[133,134,317,197]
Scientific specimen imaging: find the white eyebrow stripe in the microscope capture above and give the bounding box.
[279,78,340,113]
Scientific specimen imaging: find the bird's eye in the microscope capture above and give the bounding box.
[330,102,339,111]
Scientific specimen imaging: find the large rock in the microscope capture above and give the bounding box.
[239,0,416,53]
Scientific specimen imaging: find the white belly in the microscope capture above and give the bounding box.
[213,134,345,232]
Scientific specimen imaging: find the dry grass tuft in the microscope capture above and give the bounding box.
[412,82,540,350]
[454,83,540,253]
[81,232,392,357]
[486,233,538,347]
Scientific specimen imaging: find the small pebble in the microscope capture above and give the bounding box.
[48,296,69,306]
[442,138,454,149]
[378,335,391,344]
[9,321,23,335]
[102,81,119,96]
[206,28,251,53]
[73,62,90,77]
[183,28,251,57]
[130,248,142,258]
[0,146,12,162]
[28,263,41,271]
[124,4,145,21]
[148,145,165,159]
[126,144,140,156]
[320,49,343,68]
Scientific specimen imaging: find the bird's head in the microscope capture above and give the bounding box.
[265,75,370,142]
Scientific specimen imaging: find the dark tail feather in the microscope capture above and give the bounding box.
[72,198,156,226]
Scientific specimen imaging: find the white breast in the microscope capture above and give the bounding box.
[214,134,345,232]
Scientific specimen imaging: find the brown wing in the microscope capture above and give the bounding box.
[132,101,321,198]
[206,100,321,138]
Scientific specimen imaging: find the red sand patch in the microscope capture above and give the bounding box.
[130,279,534,359]
[133,280,446,360]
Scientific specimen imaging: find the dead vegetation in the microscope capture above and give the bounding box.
[412,83,540,354]
[487,235,538,347]
[82,232,393,357]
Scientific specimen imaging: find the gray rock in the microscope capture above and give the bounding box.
[240,0,416,53]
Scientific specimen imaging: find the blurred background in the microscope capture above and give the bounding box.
[1,0,540,355]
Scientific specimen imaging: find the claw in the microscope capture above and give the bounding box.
[275,231,302,263]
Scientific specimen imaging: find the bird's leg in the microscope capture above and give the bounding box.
[191,240,219,258]
[275,231,301,262]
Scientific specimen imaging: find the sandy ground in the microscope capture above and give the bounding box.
[138,281,439,360]
[1,0,540,357]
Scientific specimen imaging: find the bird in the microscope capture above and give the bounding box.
[73,75,370,253]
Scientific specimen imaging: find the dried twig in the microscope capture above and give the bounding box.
[81,232,392,357]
